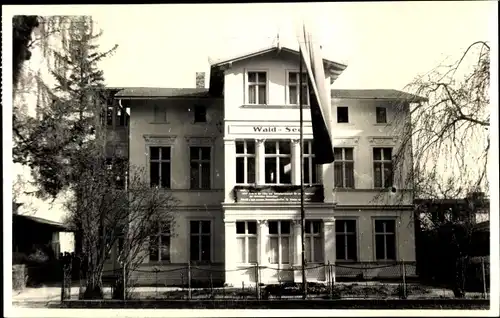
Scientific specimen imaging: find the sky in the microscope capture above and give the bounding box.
[81,2,497,90]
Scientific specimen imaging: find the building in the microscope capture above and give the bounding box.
[107,45,426,286]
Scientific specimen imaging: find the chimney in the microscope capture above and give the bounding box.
[196,72,205,89]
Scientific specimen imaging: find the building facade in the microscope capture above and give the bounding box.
[109,46,425,286]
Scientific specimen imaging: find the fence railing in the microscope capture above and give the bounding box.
[61,259,490,301]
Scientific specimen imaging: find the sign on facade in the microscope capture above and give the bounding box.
[228,125,313,135]
[234,186,323,203]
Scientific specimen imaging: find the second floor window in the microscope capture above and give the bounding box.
[373,147,393,188]
[264,141,292,185]
[190,146,211,189]
[247,71,267,104]
[334,148,354,188]
[376,107,387,124]
[194,105,207,123]
[150,147,171,188]
[288,72,309,105]
[303,140,319,185]
[236,140,256,184]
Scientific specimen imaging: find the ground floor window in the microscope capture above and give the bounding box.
[374,219,396,261]
[149,222,171,262]
[190,220,211,263]
[268,220,291,264]
[305,220,324,263]
[336,220,357,261]
[236,221,258,263]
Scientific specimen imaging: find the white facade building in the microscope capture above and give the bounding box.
[113,45,425,286]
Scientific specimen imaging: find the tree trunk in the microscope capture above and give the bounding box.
[83,269,104,299]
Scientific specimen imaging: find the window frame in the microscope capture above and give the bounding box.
[189,146,212,190]
[246,70,268,105]
[149,222,171,263]
[333,147,355,189]
[373,218,397,261]
[303,140,321,185]
[149,146,172,189]
[376,106,387,124]
[305,220,324,264]
[286,70,309,106]
[372,147,394,189]
[235,221,258,264]
[194,105,207,123]
[235,140,256,185]
[189,220,212,264]
[264,140,292,185]
[335,219,358,262]
[337,106,349,123]
[268,220,291,265]
[153,104,168,123]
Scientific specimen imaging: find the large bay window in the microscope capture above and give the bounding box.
[236,140,256,184]
[305,220,323,263]
[236,221,258,264]
[264,141,292,185]
[269,221,291,264]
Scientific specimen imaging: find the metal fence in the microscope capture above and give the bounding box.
[62,259,490,301]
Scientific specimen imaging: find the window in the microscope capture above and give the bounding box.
[154,105,167,123]
[190,147,211,189]
[334,148,354,188]
[264,141,292,184]
[373,148,393,188]
[236,221,258,264]
[303,140,320,185]
[336,220,357,261]
[376,107,387,124]
[149,223,171,262]
[150,147,171,188]
[288,72,309,105]
[236,140,256,184]
[247,71,267,104]
[107,106,114,126]
[194,105,207,123]
[269,221,291,264]
[374,220,396,261]
[305,220,323,263]
[190,220,211,263]
[337,107,349,123]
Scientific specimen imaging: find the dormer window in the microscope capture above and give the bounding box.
[247,71,267,105]
[288,72,309,105]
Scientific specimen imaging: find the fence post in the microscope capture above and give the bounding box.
[121,264,126,301]
[401,261,407,299]
[61,261,65,302]
[255,262,260,300]
[188,262,192,300]
[328,261,333,299]
[481,257,487,299]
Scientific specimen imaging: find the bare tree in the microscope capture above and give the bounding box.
[64,143,178,299]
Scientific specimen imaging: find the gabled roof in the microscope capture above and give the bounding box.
[114,87,212,99]
[210,45,347,73]
[331,89,427,102]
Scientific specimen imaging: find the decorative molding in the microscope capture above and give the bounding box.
[291,139,300,144]
[333,137,360,146]
[185,136,216,146]
[257,220,268,226]
[143,135,177,145]
[255,139,265,144]
[323,218,336,225]
[367,136,398,146]
[292,219,301,226]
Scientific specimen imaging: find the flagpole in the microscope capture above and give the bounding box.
[299,45,307,300]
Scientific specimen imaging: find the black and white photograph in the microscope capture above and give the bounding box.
[3,2,498,316]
